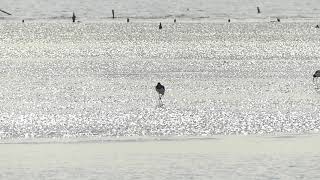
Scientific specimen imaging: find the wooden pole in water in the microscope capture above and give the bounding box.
[257,7,261,14]
[72,12,76,22]
[0,9,12,15]
[112,9,115,19]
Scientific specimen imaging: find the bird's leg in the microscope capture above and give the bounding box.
[158,94,161,105]
[158,94,164,106]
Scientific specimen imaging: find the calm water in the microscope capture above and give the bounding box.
[1,135,320,180]
[1,0,320,21]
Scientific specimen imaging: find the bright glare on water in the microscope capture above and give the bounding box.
[1,0,320,179]
[0,22,320,138]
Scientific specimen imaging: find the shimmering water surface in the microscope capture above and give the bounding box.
[0,22,320,138]
[1,0,320,179]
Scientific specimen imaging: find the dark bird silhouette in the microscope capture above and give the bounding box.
[313,70,320,82]
[159,22,162,29]
[155,82,165,102]
[316,25,319,28]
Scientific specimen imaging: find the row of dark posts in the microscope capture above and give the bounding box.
[69,7,309,28]
[0,7,289,26]
[4,6,319,30]
[71,10,175,30]
[70,7,265,25]
[72,9,115,22]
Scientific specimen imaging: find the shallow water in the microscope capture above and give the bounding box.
[1,135,320,180]
[1,21,320,138]
[1,2,320,179]
[1,0,320,22]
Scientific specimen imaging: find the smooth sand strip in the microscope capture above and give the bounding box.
[0,134,319,154]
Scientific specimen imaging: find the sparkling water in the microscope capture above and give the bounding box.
[0,21,320,138]
[1,0,320,179]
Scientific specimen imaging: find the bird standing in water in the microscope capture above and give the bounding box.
[155,82,165,104]
[313,70,320,82]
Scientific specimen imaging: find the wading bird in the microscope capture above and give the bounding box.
[313,70,320,82]
[155,82,165,104]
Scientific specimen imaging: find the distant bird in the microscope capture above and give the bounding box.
[174,19,176,23]
[313,70,320,82]
[159,22,162,29]
[127,18,129,23]
[277,18,280,22]
[155,82,165,102]
[228,19,231,23]
[316,25,319,28]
